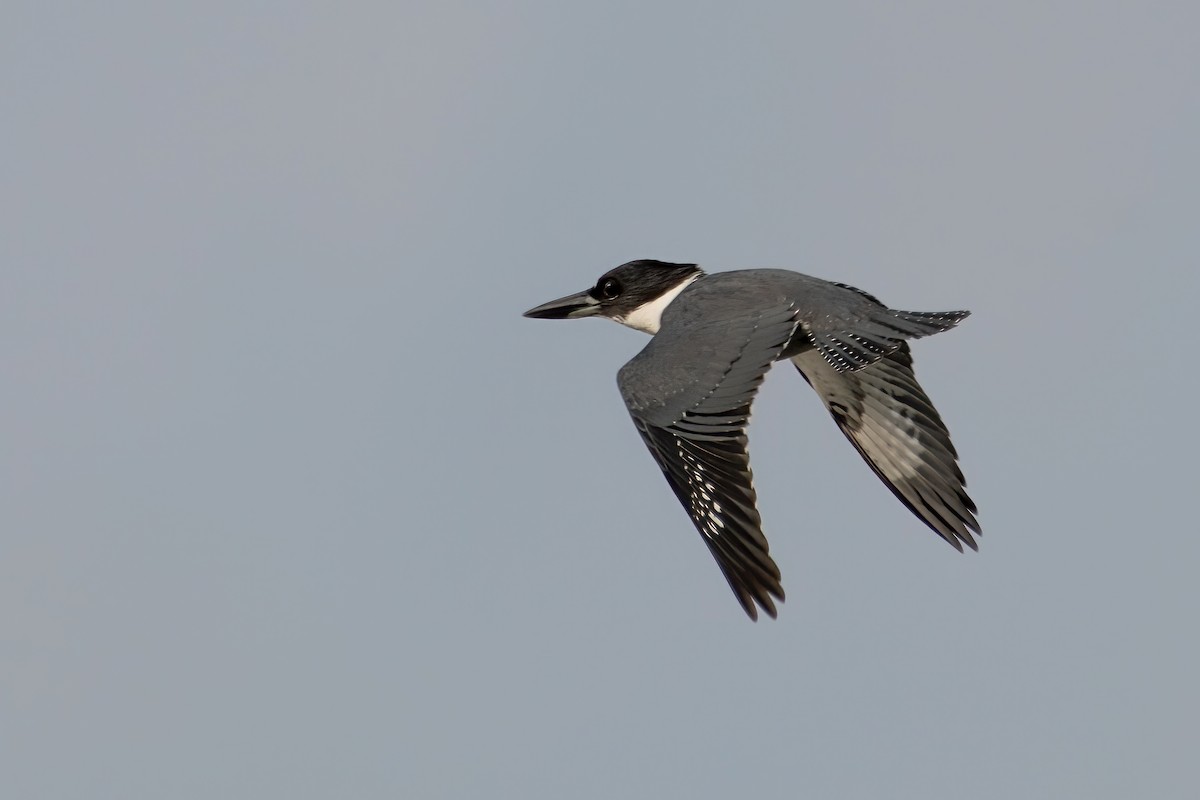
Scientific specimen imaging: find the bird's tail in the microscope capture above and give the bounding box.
[882,308,971,339]
[807,308,970,373]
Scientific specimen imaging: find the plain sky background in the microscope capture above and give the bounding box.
[3,2,1198,798]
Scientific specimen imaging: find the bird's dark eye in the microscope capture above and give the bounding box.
[599,278,622,299]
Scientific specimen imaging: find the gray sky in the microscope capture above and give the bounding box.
[3,2,1198,798]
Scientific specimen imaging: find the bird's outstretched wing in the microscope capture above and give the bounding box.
[618,303,800,620]
[791,342,980,550]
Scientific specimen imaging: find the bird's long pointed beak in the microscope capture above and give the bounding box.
[522,289,601,320]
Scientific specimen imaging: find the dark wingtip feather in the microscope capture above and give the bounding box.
[722,567,783,621]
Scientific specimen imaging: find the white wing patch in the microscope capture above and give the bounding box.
[679,441,728,538]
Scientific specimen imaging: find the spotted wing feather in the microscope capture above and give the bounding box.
[808,308,972,373]
[618,304,800,620]
[792,342,980,550]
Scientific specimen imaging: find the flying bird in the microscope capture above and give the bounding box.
[523,260,979,619]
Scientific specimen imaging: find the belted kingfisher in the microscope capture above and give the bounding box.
[524,259,979,620]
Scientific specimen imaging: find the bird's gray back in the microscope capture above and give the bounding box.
[660,269,877,334]
[659,269,969,375]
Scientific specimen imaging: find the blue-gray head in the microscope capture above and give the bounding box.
[523,260,704,334]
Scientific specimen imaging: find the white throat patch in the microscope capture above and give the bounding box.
[614,273,700,334]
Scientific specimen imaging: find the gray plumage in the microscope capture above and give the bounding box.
[524,260,979,620]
